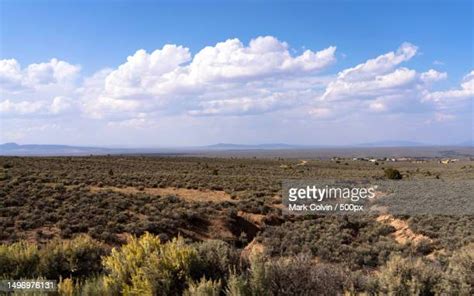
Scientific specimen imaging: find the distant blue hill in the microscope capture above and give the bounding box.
[356,140,428,147]
[205,143,304,150]
[1,140,472,156]
[0,142,114,156]
[0,142,312,156]
[457,139,473,147]
[208,141,441,149]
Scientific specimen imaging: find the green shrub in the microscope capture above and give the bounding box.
[377,255,442,295]
[0,241,39,278]
[38,234,107,280]
[102,232,198,295]
[184,277,222,296]
[263,256,347,296]
[76,276,112,296]
[441,244,474,295]
[0,172,9,181]
[384,168,402,180]
[58,277,74,296]
[57,276,113,296]
[195,240,240,280]
[248,253,266,296]
[225,270,250,296]
[411,238,434,256]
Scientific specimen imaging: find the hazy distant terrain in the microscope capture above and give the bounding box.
[194,146,474,159]
[1,142,473,158]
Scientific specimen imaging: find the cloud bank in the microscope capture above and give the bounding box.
[0,36,472,144]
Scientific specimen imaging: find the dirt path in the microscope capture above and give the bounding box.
[376,214,432,245]
[89,186,234,203]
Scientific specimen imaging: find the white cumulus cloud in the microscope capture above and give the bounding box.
[0,58,80,92]
[322,43,421,102]
[318,43,466,119]
[0,99,44,115]
[337,42,417,82]
[420,69,447,83]
[424,70,474,102]
[0,58,81,119]
[50,96,74,114]
[82,36,337,118]
[1,37,472,142]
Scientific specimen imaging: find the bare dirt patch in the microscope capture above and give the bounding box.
[268,195,284,209]
[377,214,432,245]
[181,212,261,245]
[297,160,308,166]
[179,216,236,241]
[237,211,266,227]
[89,186,234,203]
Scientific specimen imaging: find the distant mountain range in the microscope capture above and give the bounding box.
[0,143,114,156]
[207,140,474,149]
[0,142,304,155]
[206,143,304,150]
[356,140,428,147]
[458,140,474,147]
[1,140,472,156]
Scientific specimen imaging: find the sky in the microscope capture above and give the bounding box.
[0,0,473,147]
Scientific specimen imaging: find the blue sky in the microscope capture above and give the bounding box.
[0,0,472,146]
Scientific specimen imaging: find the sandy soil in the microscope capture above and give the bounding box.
[377,214,432,245]
[89,185,234,203]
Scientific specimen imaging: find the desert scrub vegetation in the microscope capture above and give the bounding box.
[0,233,356,295]
[1,156,471,245]
[257,216,402,269]
[2,232,472,295]
[375,255,443,295]
[0,156,473,294]
[384,167,403,180]
[0,240,40,279]
[407,215,474,250]
[0,235,107,280]
[102,233,198,295]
